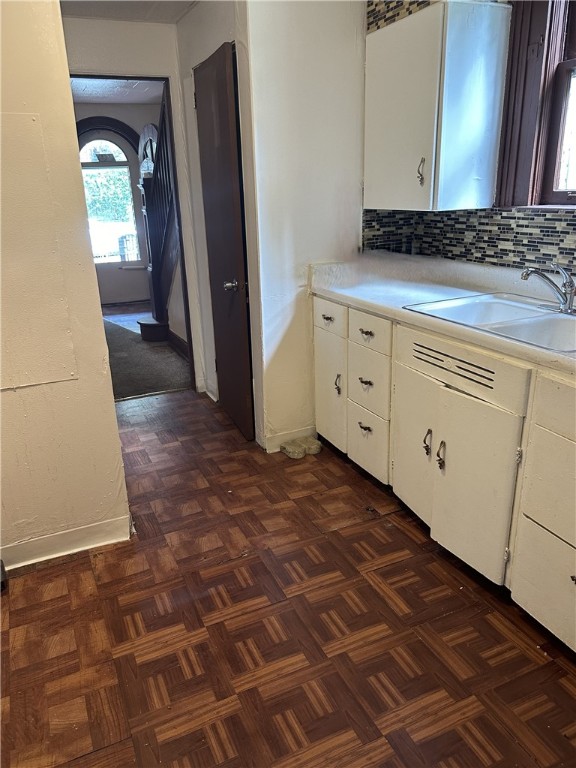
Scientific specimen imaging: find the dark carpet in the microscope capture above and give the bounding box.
[103,319,191,399]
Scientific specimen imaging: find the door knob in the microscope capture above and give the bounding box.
[223,279,239,292]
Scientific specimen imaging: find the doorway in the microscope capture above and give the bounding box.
[70,75,195,400]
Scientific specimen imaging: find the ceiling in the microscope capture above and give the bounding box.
[71,77,165,104]
[60,1,197,24]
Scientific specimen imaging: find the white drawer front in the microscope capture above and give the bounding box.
[313,297,348,338]
[512,517,576,652]
[347,341,391,419]
[532,373,576,442]
[349,309,392,354]
[395,325,531,415]
[347,401,389,484]
[521,425,576,548]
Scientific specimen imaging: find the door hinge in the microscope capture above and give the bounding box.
[515,447,523,465]
[503,547,511,564]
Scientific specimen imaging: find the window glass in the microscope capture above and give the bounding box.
[557,68,576,191]
[80,139,127,164]
[80,139,140,263]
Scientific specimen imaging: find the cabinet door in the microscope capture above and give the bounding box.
[364,3,444,210]
[314,327,347,452]
[432,387,523,584]
[391,363,440,525]
[511,518,576,652]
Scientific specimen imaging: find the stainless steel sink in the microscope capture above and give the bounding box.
[405,292,576,353]
[405,293,550,325]
[485,314,576,352]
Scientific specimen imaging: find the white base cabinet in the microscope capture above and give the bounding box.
[313,298,391,482]
[511,372,576,650]
[393,362,523,584]
[313,302,348,453]
[392,326,530,584]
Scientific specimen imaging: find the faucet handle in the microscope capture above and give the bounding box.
[552,262,575,287]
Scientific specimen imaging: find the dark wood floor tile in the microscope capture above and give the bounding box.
[44,661,119,707]
[184,555,286,625]
[363,553,481,627]
[327,517,423,574]
[259,538,358,598]
[56,738,137,767]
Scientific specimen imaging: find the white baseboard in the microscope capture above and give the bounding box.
[2,515,131,571]
[264,427,317,454]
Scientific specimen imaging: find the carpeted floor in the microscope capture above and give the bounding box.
[103,319,191,399]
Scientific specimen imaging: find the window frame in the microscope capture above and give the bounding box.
[497,0,575,207]
[78,131,148,266]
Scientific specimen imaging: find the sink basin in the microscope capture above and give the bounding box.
[485,314,576,352]
[405,293,550,325]
[405,292,576,353]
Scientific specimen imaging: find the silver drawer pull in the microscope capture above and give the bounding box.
[358,422,372,433]
[436,440,446,470]
[359,328,374,338]
[417,156,425,186]
[423,428,432,456]
[358,377,373,387]
[322,314,334,322]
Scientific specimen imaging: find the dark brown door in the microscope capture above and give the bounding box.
[194,43,254,440]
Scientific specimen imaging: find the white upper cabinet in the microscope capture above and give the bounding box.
[364,1,511,211]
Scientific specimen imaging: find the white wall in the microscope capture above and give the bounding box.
[1,0,130,569]
[63,16,208,390]
[246,0,365,450]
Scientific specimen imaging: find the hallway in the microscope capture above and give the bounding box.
[2,389,575,767]
[103,304,191,399]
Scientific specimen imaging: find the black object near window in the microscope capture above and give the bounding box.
[497,0,576,207]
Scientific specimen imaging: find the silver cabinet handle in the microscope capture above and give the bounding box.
[358,421,372,433]
[334,373,341,395]
[223,279,238,291]
[358,377,373,387]
[359,328,374,338]
[417,157,425,186]
[436,440,446,470]
[423,428,432,456]
[322,313,334,322]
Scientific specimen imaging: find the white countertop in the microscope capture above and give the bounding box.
[310,251,576,376]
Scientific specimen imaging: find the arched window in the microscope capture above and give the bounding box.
[79,137,142,264]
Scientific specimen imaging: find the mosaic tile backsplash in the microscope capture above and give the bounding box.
[367,0,431,33]
[363,208,576,273]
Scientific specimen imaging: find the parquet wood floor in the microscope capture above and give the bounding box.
[3,389,575,768]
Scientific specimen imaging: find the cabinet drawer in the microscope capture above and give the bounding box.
[347,341,391,419]
[532,373,576,442]
[520,424,576,548]
[313,297,347,338]
[348,309,392,354]
[347,401,389,485]
[511,517,576,652]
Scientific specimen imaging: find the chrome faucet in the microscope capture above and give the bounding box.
[520,262,576,314]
